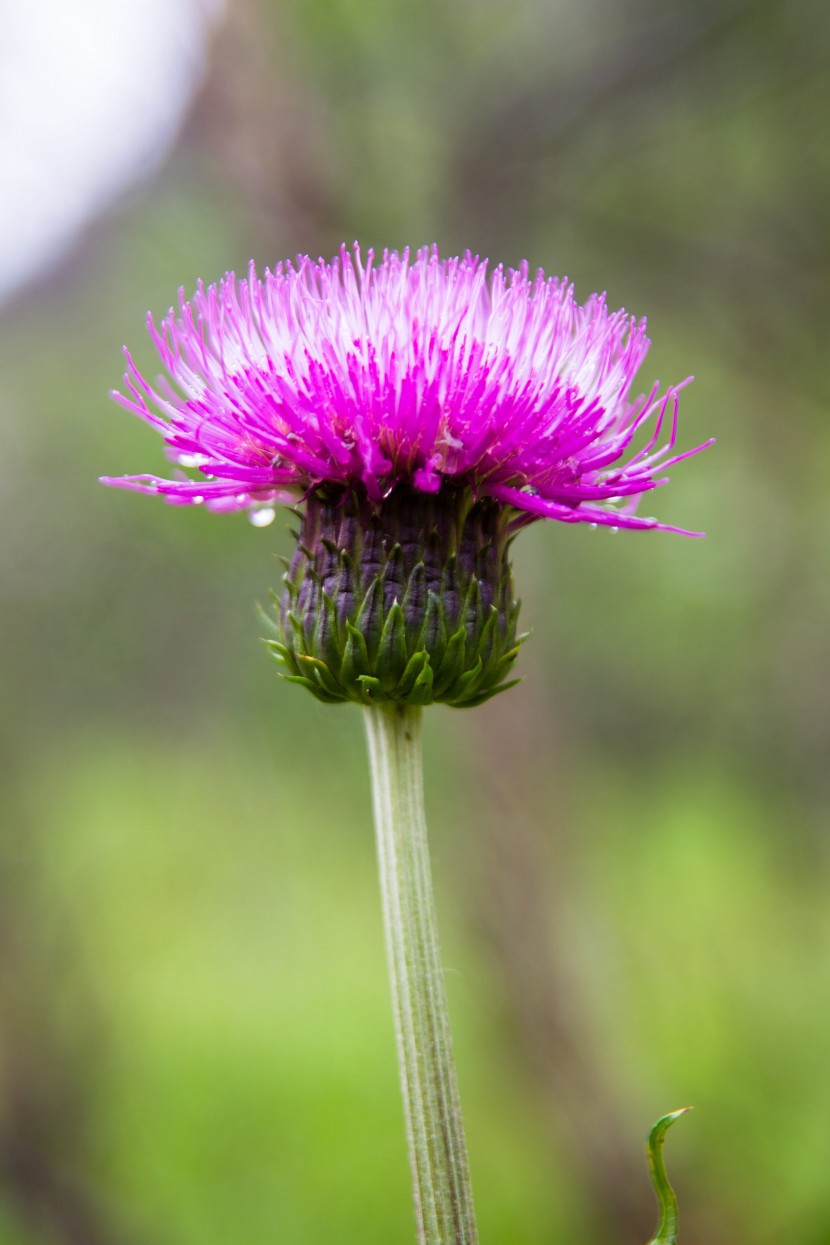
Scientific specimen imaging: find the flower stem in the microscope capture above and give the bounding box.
[363,702,479,1245]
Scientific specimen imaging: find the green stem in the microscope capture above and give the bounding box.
[363,702,479,1245]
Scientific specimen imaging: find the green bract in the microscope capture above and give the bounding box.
[265,486,524,707]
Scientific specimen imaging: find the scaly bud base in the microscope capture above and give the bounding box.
[268,485,523,706]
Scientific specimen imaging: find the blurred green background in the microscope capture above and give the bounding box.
[2,0,829,1242]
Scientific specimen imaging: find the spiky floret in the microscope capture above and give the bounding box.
[101,244,710,535]
[103,245,710,705]
[264,486,522,707]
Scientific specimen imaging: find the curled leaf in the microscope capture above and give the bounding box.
[646,1107,692,1245]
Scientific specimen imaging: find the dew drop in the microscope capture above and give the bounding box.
[249,506,276,527]
[192,495,205,504]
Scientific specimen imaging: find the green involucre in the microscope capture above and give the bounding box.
[264,486,524,707]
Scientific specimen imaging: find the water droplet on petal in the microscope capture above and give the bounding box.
[192,495,205,504]
[249,506,276,527]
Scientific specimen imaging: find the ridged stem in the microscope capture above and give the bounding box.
[363,702,479,1245]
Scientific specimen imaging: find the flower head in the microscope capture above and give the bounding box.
[102,244,708,535]
[103,245,710,707]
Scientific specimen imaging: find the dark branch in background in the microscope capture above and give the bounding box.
[461,677,742,1245]
[0,776,142,1245]
[1,1082,113,1245]
[450,0,757,241]
[465,2,751,156]
[451,0,828,392]
[461,678,651,1245]
[446,0,830,801]
[182,0,340,255]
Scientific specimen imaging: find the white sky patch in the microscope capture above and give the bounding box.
[0,0,223,305]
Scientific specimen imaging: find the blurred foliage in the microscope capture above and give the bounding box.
[1,0,829,1242]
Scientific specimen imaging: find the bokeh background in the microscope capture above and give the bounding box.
[2,0,829,1242]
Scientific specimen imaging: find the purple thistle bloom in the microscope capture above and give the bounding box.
[102,244,710,535]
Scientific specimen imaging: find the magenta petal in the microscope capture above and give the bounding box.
[103,245,708,533]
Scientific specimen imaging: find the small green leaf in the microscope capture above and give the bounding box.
[354,577,385,664]
[395,649,431,698]
[459,575,482,655]
[255,600,281,638]
[402,560,427,621]
[484,644,522,686]
[414,591,446,666]
[313,589,342,673]
[431,625,466,696]
[385,542,405,592]
[407,659,435,704]
[280,674,342,704]
[261,638,290,662]
[297,654,343,699]
[285,609,305,646]
[449,656,483,701]
[377,601,408,690]
[355,674,382,702]
[646,1108,692,1245]
[340,621,371,685]
[454,676,523,708]
[473,605,498,668]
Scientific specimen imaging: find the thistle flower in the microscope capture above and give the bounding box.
[103,245,709,706]
[102,247,706,1245]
